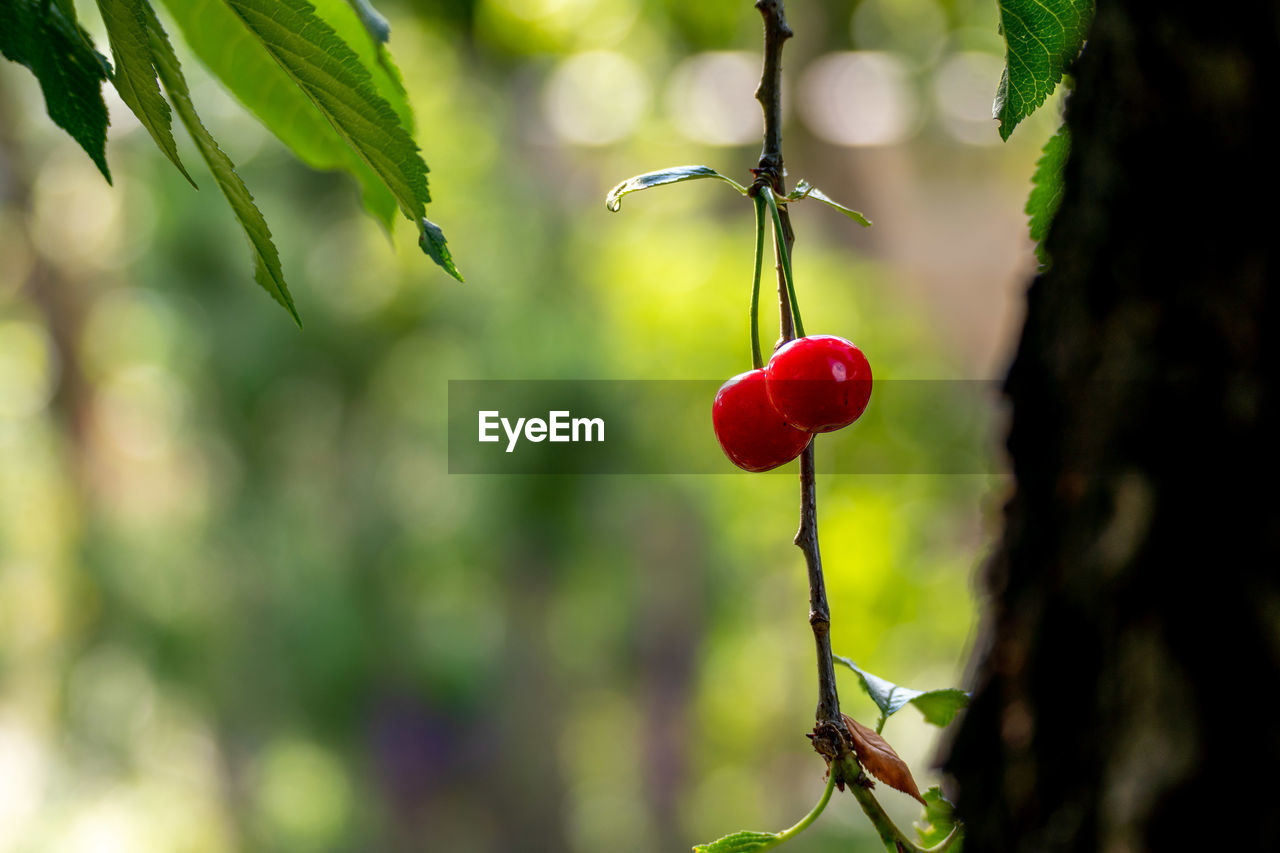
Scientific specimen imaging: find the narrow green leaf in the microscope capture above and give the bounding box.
[994,0,1093,140]
[692,830,781,853]
[606,165,747,212]
[786,179,872,226]
[835,656,970,728]
[419,217,463,283]
[143,4,300,325]
[95,0,195,186]
[157,0,400,228]
[914,787,961,850]
[0,0,112,181]
[1026,124,1070,268]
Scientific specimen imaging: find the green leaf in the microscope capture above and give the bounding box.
[0,0,112,181]
[915,786,962,850]
[606,165,747,212]
[419,217,463,283]
[910,689,971,728]
[1026,124,1070,268]
[834,656,970,729]
[786,180,872,226]
[222,0,428,209]
[692,830,782,853]
[156,0,401,228]
[143,3,300,325]
[95,0,195,186]
[994,0,1093,140]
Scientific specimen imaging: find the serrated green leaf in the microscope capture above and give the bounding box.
[95,0,195,186]
[692,830,781,853]
[157,0,401,228]
[835,656,970,729]
[994,0,1093,140]
[915,786,962,850]
[1026,124,1069,268]
[419,217,463,282]
[221,0,427,211]
[0,0,112,181]
[340,0,406,98]
[606,165,747,212]
[143,4,299,325]
[786,179,872,226]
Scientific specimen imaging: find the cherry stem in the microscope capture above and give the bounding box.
[761,185,805,339]
[750,193,766,370]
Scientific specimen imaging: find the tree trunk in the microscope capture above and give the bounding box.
[945,3,1280,851]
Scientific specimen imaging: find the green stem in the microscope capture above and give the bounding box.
[775,768,837,844]
[761,186,804,338]
[750,193,767,369]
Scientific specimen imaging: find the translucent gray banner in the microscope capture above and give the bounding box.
[448,380,1001,475]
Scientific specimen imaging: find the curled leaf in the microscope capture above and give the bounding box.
[786,180,872,226]
[419,217,463,282]
[843,714,926,805]
[914,786,962,850]
[605,165,746,212]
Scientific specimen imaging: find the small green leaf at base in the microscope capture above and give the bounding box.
[1027,124,1070,269]
[915,786,961,850]
[419,217,463,282]
[693,830,782,853]
[605,165,747,212]
[994,0,1093,140]
[786,180,872,226]
[835,656,970,728]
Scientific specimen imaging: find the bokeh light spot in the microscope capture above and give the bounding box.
[255,739,352,851]
[667,52,762,145]
[933,51,1006,145]
[0,320,57,420]
[544,51,650,145]
[799,52,919,147]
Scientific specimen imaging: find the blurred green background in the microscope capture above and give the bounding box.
[0,0,1061,849]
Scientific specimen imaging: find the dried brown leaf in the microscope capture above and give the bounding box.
[842,714,926,805]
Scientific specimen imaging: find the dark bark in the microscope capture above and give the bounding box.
[946,3,1280,851]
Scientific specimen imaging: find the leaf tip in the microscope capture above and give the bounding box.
[419,217,464,282]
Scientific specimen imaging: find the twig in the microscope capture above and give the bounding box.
[753,0,843,746]
[750,7,956,852]
[754,0,797,344]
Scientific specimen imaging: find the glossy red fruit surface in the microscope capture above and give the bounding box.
[712,369,813,472]
[765,335,872,433]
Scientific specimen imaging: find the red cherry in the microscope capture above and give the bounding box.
[712,369,813,472]
[764,335,872,433]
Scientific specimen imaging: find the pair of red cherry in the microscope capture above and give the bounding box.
[713,335,872,472]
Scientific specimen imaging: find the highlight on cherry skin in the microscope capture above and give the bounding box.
[764,335,873,433]
[712,369,813,472]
